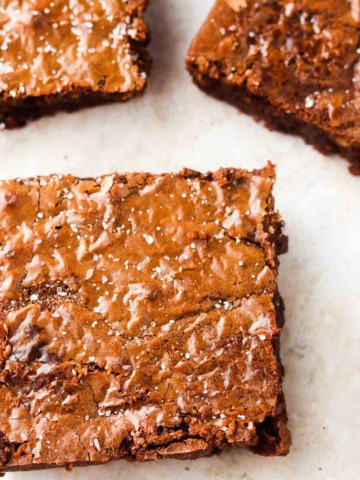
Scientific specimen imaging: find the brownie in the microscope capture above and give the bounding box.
[0,163,291,472]
[0,0,151,128]
[187,0,360,175]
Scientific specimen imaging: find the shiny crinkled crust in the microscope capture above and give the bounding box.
[0,0,151,127]
[0,164,290,472]
[186,0,360,174]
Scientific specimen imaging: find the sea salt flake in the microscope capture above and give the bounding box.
[143,234,154,245]
[305,95,314,108]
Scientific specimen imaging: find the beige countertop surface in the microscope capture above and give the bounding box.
[1,1,359,479]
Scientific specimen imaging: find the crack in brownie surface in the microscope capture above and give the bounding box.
[187,0,360,174]
[0,164,290,471]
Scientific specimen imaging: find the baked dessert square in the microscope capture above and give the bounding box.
[0,0,150,128]
[0,164,290,472]
[187,0,360,175]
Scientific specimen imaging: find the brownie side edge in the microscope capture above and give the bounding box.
[252,170,291,457]
[0,48,152,129]
[186,58,360,176]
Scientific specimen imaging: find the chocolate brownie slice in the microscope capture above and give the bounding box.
[0,164,290,472]
[187,0,360,174]
[0,0,150,128]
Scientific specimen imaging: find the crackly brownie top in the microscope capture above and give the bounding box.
[188,0,360,148]
[0,0,149,100]
[0,164,288,467]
